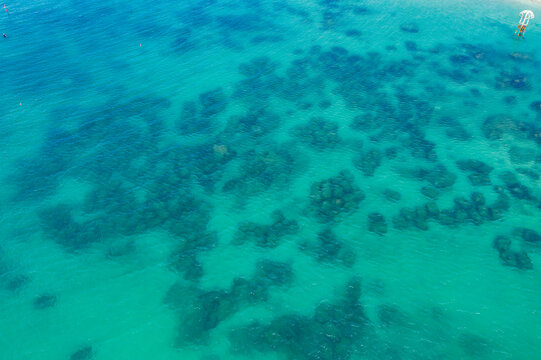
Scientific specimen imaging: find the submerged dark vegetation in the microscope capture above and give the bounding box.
[3,0,541,358]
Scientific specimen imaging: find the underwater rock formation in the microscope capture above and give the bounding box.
[165,259,293,345]
[445,123,471,141]
[254,259,294,287]
[508,146,536,164]
[300,228,356,267]
[239,56,279,79]
[409,165,456,189]
[383,189,401,202]
[184,289,237,343]
[217,13,269,33]
[185,142,237,191]
[7,11,541,358]
[456,159,493,186]
[171,27,195,54]
[482,114,528,140]
[13,128,80,200]
[223,145,297,197]
[177,87,228,134]
[223,108,281,139]
[169,232,218,281]
[458,333,490,357]
[529,101,541,114]
[293,117,341,150]
[70,346,93,360]
[350,113,381,132]
[368,213,387,235]
[393,202,438,231]
[499,171,536,201]
[421,186,440,199]
[495,71,531,91]
[39,205,98,251]
[228,277,370,360]
[508,52,534,62]
[309,171,365,223]
[199,88,228,118]
[404,41,418,52]
[513,227,541,245]
[393,189,509,230]
[4,274,31,292]
[424,166,456,189]
[234,210,299,248]
[39,155,214,253]
[402,128,437,160]
[504,95,517,105]
[345,29,361,37]
[354,148,382,176]
[516,167,539,180]
[33,294,57,310]
[493,236,533,270]
[280,59,326,104]
[449,54,472,65]
[314,228,343,262]
[235,57,283,106]
[377,304,409,327]
[400,22,419,33]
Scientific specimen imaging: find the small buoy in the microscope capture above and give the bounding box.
[514,10,535,38]
[19,102,22,106]
[139,43,142,47]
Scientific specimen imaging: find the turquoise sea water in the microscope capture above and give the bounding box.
[1,0,541,359]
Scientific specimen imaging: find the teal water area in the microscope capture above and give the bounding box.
[1,0,541,359]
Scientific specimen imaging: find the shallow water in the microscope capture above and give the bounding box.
[1,0,541,359]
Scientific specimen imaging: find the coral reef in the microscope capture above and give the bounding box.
[383,189,401,202]
[495,71,531,90]
[33,294,57,310]
[293,117,341,150]
[165,259,293,344]
[393,190,510,230]
[4,274,31,292]
[350,113,380,132]
[309,171,365,222]
[39,205,97,250]
[177,87,228,134]
[508,146,536,164]
[234,57,283,106]
[481,114,530,140]
[400,23,419,33]
[301,228,356,267]
[529,101,541,114]
[514,227,541,245]
[499,171,536,201]
[229,278,370,360]
[354,148,382,176]
[493,236,533,270]
[368,213,387,235]
[456,159,493,186]
[171,27,195,54]
[223,108,281,140]
[70,346,93,360]
[223,145,297,197]
[6,11,541,358]
[421,186,440,199]
[378,304,408,327]
[234,210,299,248]
[169,232,218,281]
